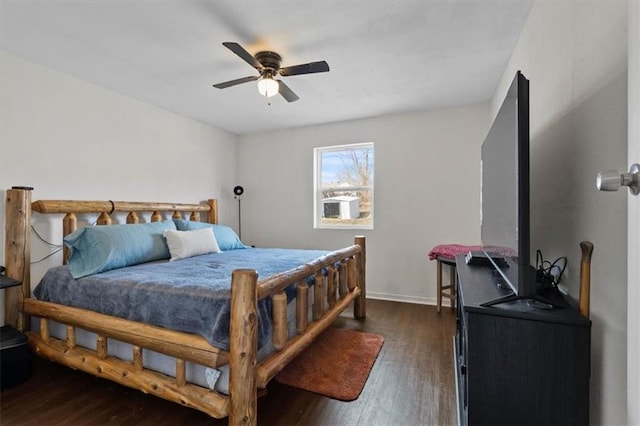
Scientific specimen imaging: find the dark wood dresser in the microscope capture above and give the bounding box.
[454,255,591,425]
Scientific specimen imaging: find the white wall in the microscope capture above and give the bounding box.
[0,52,239,323]
[492,2,628,424]
[237,104,488,304]
[628,2,639,424]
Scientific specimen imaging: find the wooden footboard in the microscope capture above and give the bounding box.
[230,238,365,424]
[24,314,231,418]
[3,187,366,426]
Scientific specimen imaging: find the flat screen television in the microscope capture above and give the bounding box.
[479,70,537,306]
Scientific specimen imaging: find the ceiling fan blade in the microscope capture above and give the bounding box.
[222,42,263,71]
[279,60,330,77]
[213,75,259,89]
[277,80,300,102]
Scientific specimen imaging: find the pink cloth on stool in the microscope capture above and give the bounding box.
[428,244,481,260]
[428,244,516,260]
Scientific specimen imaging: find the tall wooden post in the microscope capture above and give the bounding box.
[207,199,218,224]
[229,269,258,426]
[4,187,32,330]
[354,236,366,318]
[62,213,77,264]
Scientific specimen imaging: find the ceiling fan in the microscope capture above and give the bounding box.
[213,42,330,102]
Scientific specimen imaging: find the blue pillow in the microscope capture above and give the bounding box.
[173,219,247,251]
[64,220,176,278]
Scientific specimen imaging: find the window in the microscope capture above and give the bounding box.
[314,142,374,229]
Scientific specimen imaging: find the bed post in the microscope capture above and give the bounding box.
[4,187,33,331]
[207,199,218,224]
[354,235,366,318]
[229,269,258,426]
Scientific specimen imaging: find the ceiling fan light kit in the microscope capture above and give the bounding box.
[257,74,279,98]
[213,42,329,102]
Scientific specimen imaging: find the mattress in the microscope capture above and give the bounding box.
[34,248,328,350]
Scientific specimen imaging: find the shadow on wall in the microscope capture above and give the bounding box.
[530,71,627,291]
[529,71,628,424]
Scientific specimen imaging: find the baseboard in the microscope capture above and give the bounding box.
[366,291,436,306]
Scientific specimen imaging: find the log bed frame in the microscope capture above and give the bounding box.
[3,188,366,425]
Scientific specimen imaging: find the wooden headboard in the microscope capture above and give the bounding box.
[31,198,218,264]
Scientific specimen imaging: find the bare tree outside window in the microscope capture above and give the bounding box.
[314,143,374,229]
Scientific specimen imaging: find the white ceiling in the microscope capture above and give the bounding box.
[0,1,533,136]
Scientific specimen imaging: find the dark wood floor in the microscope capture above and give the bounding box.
[1,300,457,425]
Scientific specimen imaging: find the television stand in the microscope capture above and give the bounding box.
[454,255,591,426]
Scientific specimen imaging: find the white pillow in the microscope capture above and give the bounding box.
[163,228,221,261]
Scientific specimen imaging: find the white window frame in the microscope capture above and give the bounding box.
[313,142,374,230]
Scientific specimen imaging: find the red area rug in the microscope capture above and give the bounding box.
[275,327,384,401]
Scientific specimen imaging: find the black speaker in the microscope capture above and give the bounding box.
[233,185,244,197]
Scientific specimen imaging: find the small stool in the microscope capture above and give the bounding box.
[436,256,457,312]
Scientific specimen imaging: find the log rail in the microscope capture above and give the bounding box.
[4,188,366,426]
[31,198,218,264]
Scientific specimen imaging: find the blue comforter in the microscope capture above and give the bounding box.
[34,248,328,351]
